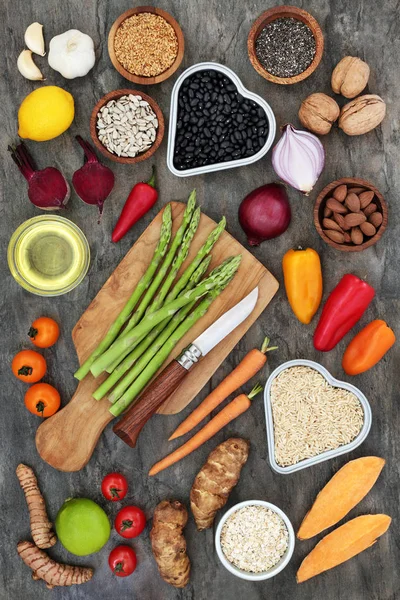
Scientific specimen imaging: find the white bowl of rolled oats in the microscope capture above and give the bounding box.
[215,500,295,581]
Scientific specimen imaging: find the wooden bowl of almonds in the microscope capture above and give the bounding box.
[108,6,184,85]
[314,178,388,252]
[89,89,165,164]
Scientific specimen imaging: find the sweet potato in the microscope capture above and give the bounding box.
[297,457,385,539]
[297,514,391,583]
[190,437,250,530]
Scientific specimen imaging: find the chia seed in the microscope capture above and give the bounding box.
[255,18,316,78]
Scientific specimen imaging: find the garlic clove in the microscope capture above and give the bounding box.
[17,50,45,81]
[24,22,46,56]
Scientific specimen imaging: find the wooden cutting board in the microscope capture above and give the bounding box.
[36,202,278,471]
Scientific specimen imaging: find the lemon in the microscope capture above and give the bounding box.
[18,86,74,141]
[55,498,111,556]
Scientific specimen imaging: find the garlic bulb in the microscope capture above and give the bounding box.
[48,30,95,79]
[24,22,46,56]
[272,124,325,194]
[17,50,45,81]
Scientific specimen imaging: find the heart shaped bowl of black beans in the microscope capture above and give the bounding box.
[167,62,276,176]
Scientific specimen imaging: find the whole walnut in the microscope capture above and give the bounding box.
[331,56,370,99]
[298,93,340,135]
[339,94,386,136]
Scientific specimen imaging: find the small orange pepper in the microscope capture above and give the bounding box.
[342,319,396,375]
[282,248,323,325]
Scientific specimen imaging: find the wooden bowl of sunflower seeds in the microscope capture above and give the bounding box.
[108,6,184,85]
[90,89,165,164]
[314,178,388,252]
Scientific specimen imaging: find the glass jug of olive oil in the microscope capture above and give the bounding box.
[8,216,90,296]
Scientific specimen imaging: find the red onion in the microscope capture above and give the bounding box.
[72,136,115,220]
[272,124,325,194]
[238,183,291,246]
[8,142,70,210]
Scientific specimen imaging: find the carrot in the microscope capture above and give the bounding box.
[149,384,263,476]
[298,457,385,540]
[297,514,391,583]
[169,337,276,440]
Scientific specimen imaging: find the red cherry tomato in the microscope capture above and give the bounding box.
[115,506,146,539]
[108,545,137,577]
[101,473,128,502]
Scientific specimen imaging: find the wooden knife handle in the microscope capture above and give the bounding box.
[113,360,187,447]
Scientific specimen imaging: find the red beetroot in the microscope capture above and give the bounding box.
[238,183,291,246]
[112,167,158,243]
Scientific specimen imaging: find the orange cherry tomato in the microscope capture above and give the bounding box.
[12,350,47,383]
[24,383,61,418]
[28,317,60,348]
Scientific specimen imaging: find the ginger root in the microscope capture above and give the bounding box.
[190,437,250,530]
[150,500,190,588]
[16,463,56,549]
[17,541,93,588]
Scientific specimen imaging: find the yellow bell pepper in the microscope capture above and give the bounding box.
[282,248,323,324]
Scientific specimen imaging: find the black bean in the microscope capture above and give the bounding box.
[188,88,194,99]
[234,131,242,141]
[190,116,197,125]
[194,137,201,147]
[204,145,211,154]
[205,101,212,109]
[211,91,218,102]
[217,94,224,104]
[212,134,218,143]
[198,117,205,127]
[203,92,210,102]
[258,119,267,126]
[236,113,243,123]
[210,105,217,114]
[206,82,213,90]
[203,109,211,117]
[221,140,229,148]
[218,148,225,157]
[246,138,253,150]
[215,125,222,136]
[199,152,207,159]
[226,83,236,92]
[177,119,183,130]
[181,139,188,148]
[232,149,241,157]
[186,145,195,152]
[223,93,231,104]
[183,114,190,123]
[259,136,266,147]
[242,103,250,112]
[190,82,200,90]
[204,128,211,138]
[191,126,198,134]
[230,134,236,144]
[247,127,253,137]
[190,98,199,107]
[216,114,224,122]
[184,131,192,139]
[258,127,265,136]
[210,150,217,158]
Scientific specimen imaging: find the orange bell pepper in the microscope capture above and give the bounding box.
[342,320,395,375]
[282,248,323,325]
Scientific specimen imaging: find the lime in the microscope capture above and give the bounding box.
[18,86,74,141]
[55,498,111,556]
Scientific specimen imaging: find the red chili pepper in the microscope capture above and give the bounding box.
[112,167,158,242]
[313,274,375,352]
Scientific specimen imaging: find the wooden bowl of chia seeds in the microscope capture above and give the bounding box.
[89,89,165,164]
[247,6,324,85]
[108,6,185,85]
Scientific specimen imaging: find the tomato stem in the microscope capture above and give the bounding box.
[114,562,125,573]
[28,327,38,340]
[18,365,33,376]
[120,519,133,532]
[110,487,122,499]
[36,400,45,416]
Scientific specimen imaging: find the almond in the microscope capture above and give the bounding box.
[364,202,377,217]
[326,197,348,214]
[345,193,361,212]
[344,212,367,228]
[369,212,383,227]
[351,226,364,245]
[359,190,375,209]
[324,229,345,243]
[333,212,350,230]
[333,184,347,202]
[323,218,344,233]
[324,206,333,218]
[348,186,366,194]
[360,221,377,236]
[343,232,351,243]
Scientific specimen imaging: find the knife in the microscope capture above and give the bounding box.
[113,286,259,447]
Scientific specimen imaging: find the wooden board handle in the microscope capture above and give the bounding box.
[113,360,187,447]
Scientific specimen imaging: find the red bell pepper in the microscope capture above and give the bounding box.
[313,274,375,352]
[112,167,158,242]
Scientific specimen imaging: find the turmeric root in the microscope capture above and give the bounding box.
[16,464,56,549]
[190,437,250,530]
[17,541,93,589]
[150,500,190,588]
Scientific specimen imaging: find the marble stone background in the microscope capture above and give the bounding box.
[0,1,399,599]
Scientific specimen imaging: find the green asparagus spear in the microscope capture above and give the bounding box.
[116,193,197,336]
[106,205,201,374]
[93,255,212,402]
[90,255,241,378]
[73,205,172,381]
[164,216,226,303]
[109,262,240,417]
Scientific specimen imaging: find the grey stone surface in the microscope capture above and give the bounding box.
[0,1,399,599]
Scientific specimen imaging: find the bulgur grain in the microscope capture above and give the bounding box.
[114,13,178,77]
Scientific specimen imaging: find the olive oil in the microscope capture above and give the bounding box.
[8,216,90,296]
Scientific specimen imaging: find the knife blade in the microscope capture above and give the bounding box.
[113,287,259,447]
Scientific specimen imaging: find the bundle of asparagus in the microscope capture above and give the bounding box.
[74,194,241,417]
